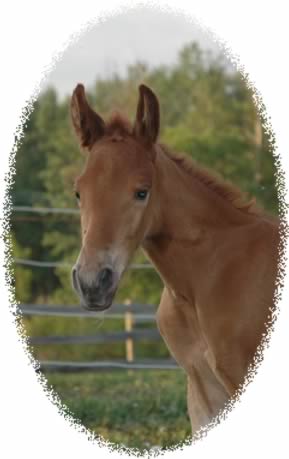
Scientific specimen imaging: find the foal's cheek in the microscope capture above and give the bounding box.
[80,215,88,241]
[126,207,149,241]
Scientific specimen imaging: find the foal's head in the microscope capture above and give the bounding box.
[71,84,160,310]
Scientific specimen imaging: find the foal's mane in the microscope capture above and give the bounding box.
[159,144,259,215]
[105,113,258,215]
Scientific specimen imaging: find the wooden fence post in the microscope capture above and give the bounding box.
[125,311,134,362]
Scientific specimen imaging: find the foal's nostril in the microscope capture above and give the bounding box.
[98,268,113,290]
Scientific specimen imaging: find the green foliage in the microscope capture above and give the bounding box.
[12,89,63,300]
[46,370,190,450]
[11,236,33,302]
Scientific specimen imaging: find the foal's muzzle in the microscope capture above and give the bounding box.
[72,266,117,311]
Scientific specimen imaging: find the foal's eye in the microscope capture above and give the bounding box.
[75,191,80,200]
[134,190,149,201]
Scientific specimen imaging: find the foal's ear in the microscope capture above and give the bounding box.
[70,84,105,149]
[133,84,160,149]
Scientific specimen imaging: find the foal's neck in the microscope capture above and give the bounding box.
[142,145,257,298]
[149,145,255,236]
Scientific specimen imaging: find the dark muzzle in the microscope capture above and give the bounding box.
[72,266,116,311]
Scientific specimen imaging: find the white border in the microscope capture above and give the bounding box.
[0,1,288,458]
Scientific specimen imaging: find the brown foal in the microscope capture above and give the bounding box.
[70,83,279,433]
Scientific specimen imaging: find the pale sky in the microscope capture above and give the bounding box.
[43,8,229,98]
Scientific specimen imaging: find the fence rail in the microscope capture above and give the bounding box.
[30,329,161,346]
[13,206,80,215]
[20,303,156,318]
[20,303,179,372]
[38,360,178,372]
[14,258,154,269]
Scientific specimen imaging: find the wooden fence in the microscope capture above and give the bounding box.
[20,303,179,372]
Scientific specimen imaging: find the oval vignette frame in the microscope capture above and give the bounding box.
[0,2,288,459]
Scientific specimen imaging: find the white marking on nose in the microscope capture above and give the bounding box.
[75,247,129,286]
[110,246,130,278]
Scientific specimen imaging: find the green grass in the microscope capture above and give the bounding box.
[46,370,191,451]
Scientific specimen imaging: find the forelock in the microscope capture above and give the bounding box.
[106,112,132,138]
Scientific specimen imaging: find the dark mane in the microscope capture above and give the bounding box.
[159,143,259,215]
